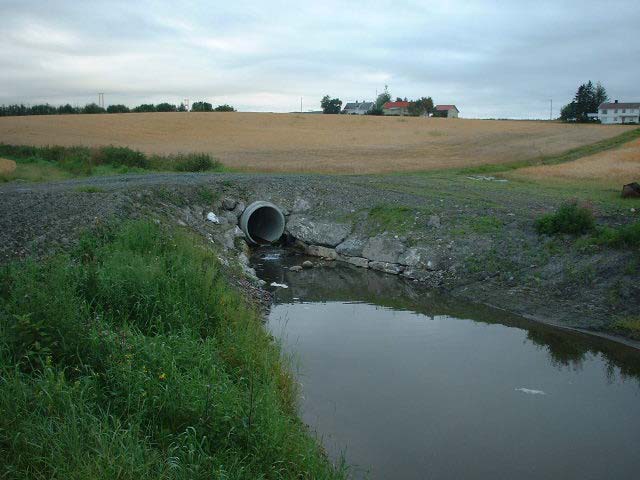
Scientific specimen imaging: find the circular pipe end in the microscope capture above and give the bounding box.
[239,201,285,245]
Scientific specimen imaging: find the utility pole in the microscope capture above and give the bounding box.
[98,93,104,108]
[184,98,190,111]
[550,99,553,121]
[300,96,303,112]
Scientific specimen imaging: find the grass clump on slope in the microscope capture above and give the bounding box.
[0,221,345,479]
[0,143,224,182]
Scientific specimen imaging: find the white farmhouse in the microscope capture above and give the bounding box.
[598,100,640,124]
[342,101,374,115]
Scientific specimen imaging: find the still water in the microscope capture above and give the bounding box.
[252,248,640,480]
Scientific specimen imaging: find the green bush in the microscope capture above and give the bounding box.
[172,153,220,172]
[0,221,345,479]
[92,145,148,168]
[535,202,596,235]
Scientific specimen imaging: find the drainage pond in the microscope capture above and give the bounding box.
[251,247,640,480]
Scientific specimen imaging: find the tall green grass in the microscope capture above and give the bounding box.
[0,143,224,181]
[0,221,345,479]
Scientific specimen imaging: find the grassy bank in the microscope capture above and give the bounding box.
[0,221,344,479]
[0,144,226,182]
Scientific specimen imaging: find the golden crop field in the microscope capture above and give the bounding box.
[507,137,640,187]
[0,112,634,174]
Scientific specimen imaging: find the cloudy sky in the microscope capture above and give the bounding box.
[1,0,638,118]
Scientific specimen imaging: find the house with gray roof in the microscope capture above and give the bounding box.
[597,100,640,124]
[342,101,374,115]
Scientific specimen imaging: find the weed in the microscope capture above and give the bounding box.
[536,201,595,235]
[0,221,345,478]
[612,317,640,340]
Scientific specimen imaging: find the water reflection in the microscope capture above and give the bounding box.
[252,247,640,384]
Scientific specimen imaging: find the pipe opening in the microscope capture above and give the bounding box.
[240,201,285,245]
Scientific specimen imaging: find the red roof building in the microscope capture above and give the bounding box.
[383,101,410,115]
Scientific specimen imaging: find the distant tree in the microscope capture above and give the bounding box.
[106,104,130,114]
[83,103,106,114]
[320,95,342,114]
[191,101,213,112]
[395,97,403,102]
[376,85,391,110]
[133,104,156,113]
[366,106,384,116]
[408,97,435,116]
[213,104,236,112]
[177,103,188,112]
[58,104,79,114]
[30,104,58,115]
[560,81,608,122]
[155,102,177,112]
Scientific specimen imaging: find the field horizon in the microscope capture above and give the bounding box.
[0,112,634,174]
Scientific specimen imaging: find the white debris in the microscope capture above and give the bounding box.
[270,282,289,289]
[515,388,546,395]
[206,212,220,223]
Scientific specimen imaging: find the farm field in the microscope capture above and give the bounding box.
[0,112,634,174]
[506,136,640,187]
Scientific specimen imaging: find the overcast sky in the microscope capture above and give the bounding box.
[1,0,638,118]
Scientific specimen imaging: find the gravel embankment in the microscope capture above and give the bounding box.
[1,172,638,347]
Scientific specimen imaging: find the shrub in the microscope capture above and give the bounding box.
[91,145,148,168]
[535,202,595,235]
[172,153,220,172]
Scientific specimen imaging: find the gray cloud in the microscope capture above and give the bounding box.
[0,0,637,117]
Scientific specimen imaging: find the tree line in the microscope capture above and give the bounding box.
[560,81,608,122]
[0,101,236,117]
[321,86,437,116]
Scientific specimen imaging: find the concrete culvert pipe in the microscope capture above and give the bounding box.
[240,201,286,245]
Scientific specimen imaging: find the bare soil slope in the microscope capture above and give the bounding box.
[0,113,633,173]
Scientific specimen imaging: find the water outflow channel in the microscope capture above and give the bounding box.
[251,247,640,480]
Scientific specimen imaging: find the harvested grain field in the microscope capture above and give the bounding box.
[508,137,640,187]
[0,112,634,173]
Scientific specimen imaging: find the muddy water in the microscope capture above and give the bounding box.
[252,248,640,480]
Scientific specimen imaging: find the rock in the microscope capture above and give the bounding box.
[336,237,366,257]
[398,248,422,267]
[369,261,404,275]
[622,182,640,198]
[222,198,237,210]
[362,233,405,264]
[286,215,350,247]
[292,198,311,213]
[338,255,369,268]
[289,265,303,272]
[306,245,338,259]
[223,211,238,225]
[233,201,246,217]
[302,260,314,269]
[427,215,441,228]
[233,226,245,238]
[206,212,220,224]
